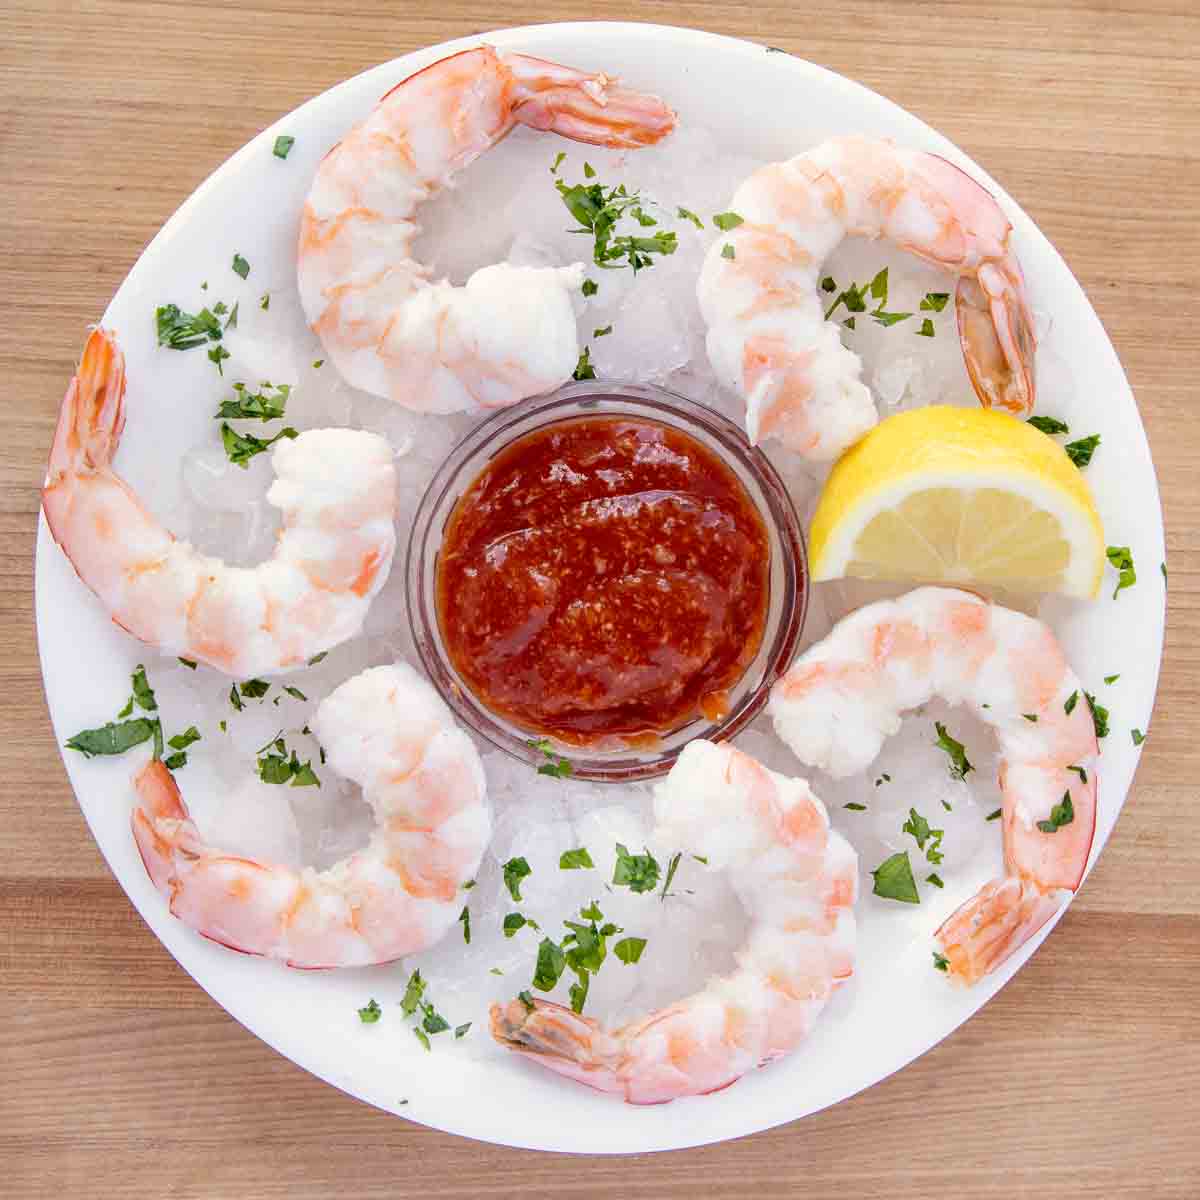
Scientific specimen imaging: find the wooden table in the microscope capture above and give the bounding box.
[2,2,1197,1195]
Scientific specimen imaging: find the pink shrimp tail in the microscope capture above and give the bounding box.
[131,760,190,897]
[956,268,1037,415]
[506,52,676,148]
[933,875,1065,984]
[490,997,626,1096]
[46,328,126,478]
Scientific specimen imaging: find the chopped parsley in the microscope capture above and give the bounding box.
[555,175,678,272]
[559,847,594,870]
[870,852,920,904]
[933,951,950,972]
[255,735,320,787]
[581,278,598,297]
[1036,792,1075,834]
[231,253,250,279]
[220,421,298,467]
[208,345,230,375]
[720,243,736,260]
[1064,434,1100,469]
[916,318,936,337]
[986,808,1002,821]
[357,998,382,1024]
[503,912,538,938]
[260,293,271,310]
[216,381,291,422]
[1106,545,1136,598]
[1064,690,1079,715]
[1104,674,1120,685]
[178,658,198,669]
[518,990,535,1011]
[593,325,612,338]
[583,161,596,179]
[613,843,660,893]
[659,852,682,901]
[1028,415,1070,435]
[550,151,566,174]
[864,267,912,326]
[502,856,532,902]
[844,802,867,811]
[920,291,950,312]
[400,969,425,1016]
[1085,691,1110,739]
[1023,713,1039,722]
[934,721,974,779]
[527,737,572,778]
[228,685,244,712]
[307,652,327,666]
[239,679,270,700]
[712,211,744,231]
[572,348,596,381]
[532,937,567,991]
[824,279,869,320]
[454,1023,471,1039]
[676,206,704,229]
[282,685,307,701]
[821,276,837,293]
[614,936,647,964]
[155,303,223,351]
[902,808,945,865]
[926,872,945,889]
[164,726,201,770]
[458,906,470,944]
[1132,728,1145,746]
[65,664,166,762]
[1069,765,1089,784]
[876,773,891,786]
[272,135,295,159]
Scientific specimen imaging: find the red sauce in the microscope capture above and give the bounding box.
[436,416,769,746]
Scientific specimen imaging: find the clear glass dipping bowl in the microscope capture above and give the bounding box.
[406,381,807,781]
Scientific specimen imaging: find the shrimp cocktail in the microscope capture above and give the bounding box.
[43,35,1140,1118]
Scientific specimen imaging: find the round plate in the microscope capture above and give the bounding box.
[35,21,1165,1153]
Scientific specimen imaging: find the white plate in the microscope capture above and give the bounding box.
[36,22,1165,1153]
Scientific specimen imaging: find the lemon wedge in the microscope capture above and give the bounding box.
[809,406,1105,597]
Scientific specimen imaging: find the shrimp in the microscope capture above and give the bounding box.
[131,662,489,968]
[490,740,858,1103]
[697,135,1036,461]
[298,45,676,414]
[768,586,1098,984]
[41,329,397,678]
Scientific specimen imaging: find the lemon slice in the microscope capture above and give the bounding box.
[809,406,1105,597]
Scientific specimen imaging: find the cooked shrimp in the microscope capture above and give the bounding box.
[298,45,676,413]
[490,740,857,1103]
[697,135,1036,460]
[768,586,1097,984]
[132,663,489,968]
[41,329,397,678]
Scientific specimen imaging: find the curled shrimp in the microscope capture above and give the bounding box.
[41,329,397,678]
[697,136,1036,460]
[490,740,857,1103]
[298,45,676,413]
[768,586,1098,984]
[132,663,489,968]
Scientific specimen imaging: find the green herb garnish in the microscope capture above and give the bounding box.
[1036,792,1075,833]
[1064,434,1100,469]
[676,206,704,229]
[273,135,295,159]
[458,906,470,944]
[1132,728,1145,746]
[1028,415,1069,435]
[916,318,936,337]
[357,998,381,1024]
[713,211,744,231]
[572,348,596,381]
[155,303,223,351]
[870,852,920,904]
[216,381,291,422]
[934,721,973,779]
[231,253,250,279]
[502,857,532,902]
[920,292,950,312]
[1106,545,1136,598]
[659,852,682,901]
[1085,691,1109,739]
[220,421,298,467]
[559,847,594,870]
[933,951,950,972]
[720,243,736,260]
[844,802,867,811]
[613,843,660,893]
[614,936,647,965]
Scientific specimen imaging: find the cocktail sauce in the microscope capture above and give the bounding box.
[437,416,769,746]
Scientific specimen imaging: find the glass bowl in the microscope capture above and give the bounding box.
[406,380,807,781]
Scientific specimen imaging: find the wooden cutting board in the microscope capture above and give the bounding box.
[2,2,1197,1195]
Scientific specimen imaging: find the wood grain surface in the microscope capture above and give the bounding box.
[2,2,1198,1195]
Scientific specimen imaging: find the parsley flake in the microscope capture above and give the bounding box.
[613,843,660,893]
[870,852,920,904]
[1106,545,1136,598]
[1064,434,1100,469]
[559,847,594,870]
[721,243,736,260]
[676,206,704,229]
[572,348,596,381]
[917,317,936,337]
[1028,415,1069,435]
[502,857,532,902]
[614,936,647,965]
[458,906,470,944]
[934,721,973,779]
[933,951,950,972]
[844,802,867,811]
[357,998,381,1024]
[713,211,744,231]
[1132,728,1145,746]
[272,135,295,159]
[920,292,950,312]
[231,253,250,279]
[1037,792,1075,834]
[581,278,598,297]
